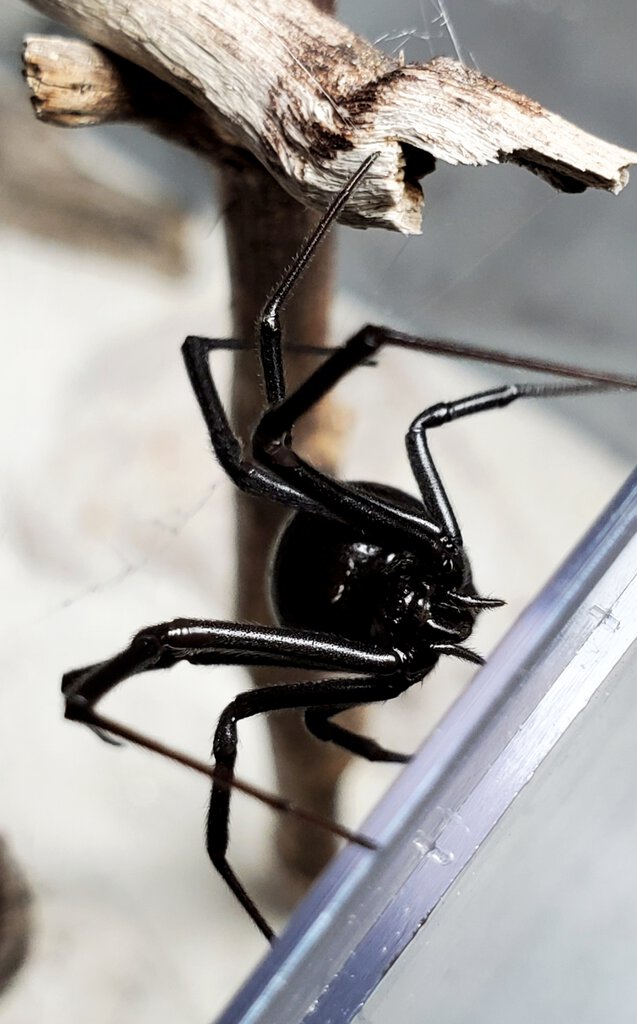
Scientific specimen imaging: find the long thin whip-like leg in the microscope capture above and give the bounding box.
[76,705,377,852]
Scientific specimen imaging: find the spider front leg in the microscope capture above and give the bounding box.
[181,335,320,515]
[404,378,605,541]
[252,324,624,553]
[252,329,448,556]
[62,620,400,936]
[62,619,399,714]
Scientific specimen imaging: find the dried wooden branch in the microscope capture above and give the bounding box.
[23,0,637,234]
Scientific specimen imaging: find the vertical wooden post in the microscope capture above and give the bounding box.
[218,0,363,893]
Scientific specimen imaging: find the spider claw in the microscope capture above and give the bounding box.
[89,723,124,747]
[432,643,485,666]
[449,592,506,610]
[425,618,461,637]
[64,693,124,746]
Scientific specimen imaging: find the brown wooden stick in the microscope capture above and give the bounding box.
[221,161,364,890]
[218,0,365,893]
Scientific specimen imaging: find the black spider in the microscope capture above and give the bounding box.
[62,154,636,941]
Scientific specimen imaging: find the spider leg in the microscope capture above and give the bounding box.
[304,703,411,763]
[257,153,379,406]
[182,157,378,514]
[243,159,448,552]
[251,328,446,554]
[62,619,399,709]
[181,335,320,514]
[62,621,400,935]
[358,326,637,390]
[207,673,409,940]
[252,324,626,546]
[182,161,440,553]
[183,332,446,555]
[405,379,612,540]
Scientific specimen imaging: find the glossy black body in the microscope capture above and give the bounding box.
[272,481,477,663]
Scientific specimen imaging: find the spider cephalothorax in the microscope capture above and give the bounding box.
[271,480,479,668]
[62,154,633,940]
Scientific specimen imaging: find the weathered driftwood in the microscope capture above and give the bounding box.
[22,0,637,234]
